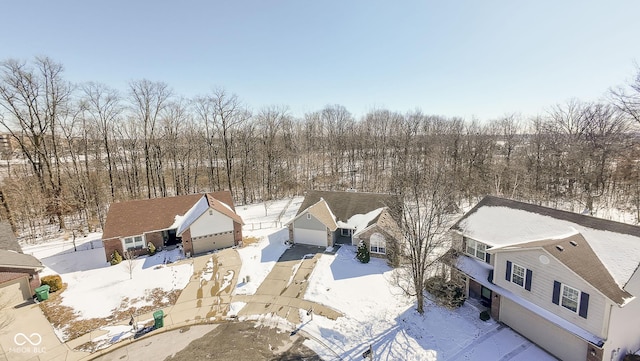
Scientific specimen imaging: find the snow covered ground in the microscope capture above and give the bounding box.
[16,197,557,359]
[293,245,556,360]
[23,233,192,341]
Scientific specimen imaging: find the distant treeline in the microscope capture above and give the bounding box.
[0,57,639,239]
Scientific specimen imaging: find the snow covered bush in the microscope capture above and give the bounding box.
[110,250,123,265]
[424,275,465,308]
[41,275,63,292]
[356,241,370,263]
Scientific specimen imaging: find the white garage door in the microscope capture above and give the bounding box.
[192,234,234,255]
[501,297,586,361]
[0,277,30,309]
[294,228,327,247]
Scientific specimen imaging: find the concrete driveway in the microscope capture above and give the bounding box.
[0,301,88,361]
[232,244,342,324]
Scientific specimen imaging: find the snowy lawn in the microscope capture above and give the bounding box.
[300,246,555,361]
[35,243,192,342]
[234,228,290,295]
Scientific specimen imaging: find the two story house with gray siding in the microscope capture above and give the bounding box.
[450,196,640,361]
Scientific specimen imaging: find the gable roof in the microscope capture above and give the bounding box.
[296,191,400,224]
[0,250,43,271]
[0,221,21,253]
[176,194,244,235]
[452,195,640,292]
[103,191,239,241]
[498,233,632,305]
[287,199,338,231]
[357,208,402,240]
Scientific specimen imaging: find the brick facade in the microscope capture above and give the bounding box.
[0,268,40,294]
[181,229,193,256]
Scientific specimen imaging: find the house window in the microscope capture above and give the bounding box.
[552,280,589,318]
[370,240,386,254]
[465,238,487,261]
[561,284,580,313]
[370,233,386,254]
[341,229,351,236]
[511,264,526,287]
[306,213,311,220]
[124,236,144,251]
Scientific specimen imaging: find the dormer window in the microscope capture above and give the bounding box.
[465,238,488,262]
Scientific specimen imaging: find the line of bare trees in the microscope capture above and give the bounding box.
[0,57,639,239]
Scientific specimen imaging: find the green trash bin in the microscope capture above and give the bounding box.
[153,310,164,329]
[35,285,50,301]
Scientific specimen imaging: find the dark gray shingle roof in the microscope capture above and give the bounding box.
[0,221,21,253]
[297,191,400,224]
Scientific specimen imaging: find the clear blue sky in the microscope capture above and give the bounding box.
[2,1,639,121]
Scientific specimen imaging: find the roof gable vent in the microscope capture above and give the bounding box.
[555,245,564,252]
[569,240,578,247]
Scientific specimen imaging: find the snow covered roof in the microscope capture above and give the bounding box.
[103,191,239,240]
[176,194,244,236]
[176,195,209,235]
[338,207,384,235]
[499,234,632,304]
[452,196,640,294]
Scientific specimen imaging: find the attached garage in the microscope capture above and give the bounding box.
[500,297,587,361]
[293,228,327,247]
[0,276,31,308]
[191,233,235,255]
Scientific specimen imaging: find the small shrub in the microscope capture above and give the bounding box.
[111,250,123,265]
[356,241,370,263]
[148,242,156,255]
[41,275,63,292]
[425,276,466,308]
[479,310,491,321]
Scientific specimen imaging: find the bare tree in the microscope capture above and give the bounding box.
[123,250,136,280]
[611,65,640,124]
[128,79,172,199]
[82,82,122,201]
[0,57,71,229]
[393,162,456,314]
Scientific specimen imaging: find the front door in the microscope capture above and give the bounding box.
[481,286,492,307]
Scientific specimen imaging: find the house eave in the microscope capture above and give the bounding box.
[455,255,605,346]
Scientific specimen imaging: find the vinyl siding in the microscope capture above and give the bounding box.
[293,212,327,231]
[604,272,640,357]
[493,249,607,338]
[190,208,234,237]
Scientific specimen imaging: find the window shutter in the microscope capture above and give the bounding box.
[505,261,512,282]
[525,269,533,291]
[485,252,491,263]
[552,281,561,305]
[579,292,589,318]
